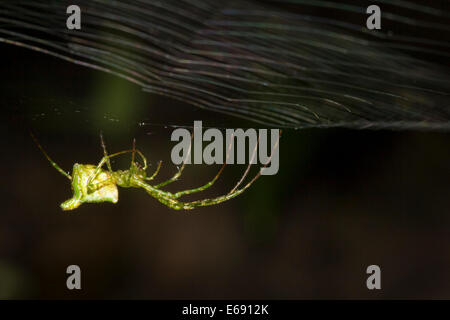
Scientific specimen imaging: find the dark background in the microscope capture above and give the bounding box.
[0,0,449,299]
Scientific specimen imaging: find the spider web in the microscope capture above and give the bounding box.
[0,0,449,130]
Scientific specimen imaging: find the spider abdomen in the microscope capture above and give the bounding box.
[60,164,119,211]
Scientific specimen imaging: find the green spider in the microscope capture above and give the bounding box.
[30,133,267,211]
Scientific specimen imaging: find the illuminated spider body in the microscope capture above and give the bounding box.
[61,164,119,210]
[31,133,267,211]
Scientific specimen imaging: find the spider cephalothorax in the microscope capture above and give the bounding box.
[31,133,279,211]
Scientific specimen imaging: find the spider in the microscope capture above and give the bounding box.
[30,132,278,211]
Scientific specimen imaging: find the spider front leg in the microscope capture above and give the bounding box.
[30,132,72,180]
[100,132,113,173]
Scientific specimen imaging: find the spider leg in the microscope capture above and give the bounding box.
[100,134,147,171]
[88,177,115,191]
[145,160,162,181]
[229,133,259,194]
[129,138,148,170]
[135,167,259,210]
[133,153,256,210]
[87,149,135,187]
[170,158,264,210]
[172,163,226,198]
[30,132,72,180]
[134,149,148,170]
[131,138,136,165]
[177,175,257,209]
[87,144,148,189]
[154,133,193,188]
[169,130,234,196]
[100,132,113,173]
[154,161,186,188]
[153,130,280,210]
